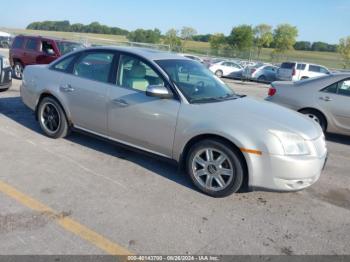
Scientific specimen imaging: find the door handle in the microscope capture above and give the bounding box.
[319,96,332,102]
[112,98,129,107]
[60,84,74,93]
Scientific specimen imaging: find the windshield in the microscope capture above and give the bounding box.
[57,42,84,55]
[156,59,237,103]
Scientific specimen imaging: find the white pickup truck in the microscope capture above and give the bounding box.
[276,62,330,81]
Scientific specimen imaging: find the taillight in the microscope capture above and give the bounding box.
[292,68,296,76]
[251,68,256,74]
[268,87,276,96]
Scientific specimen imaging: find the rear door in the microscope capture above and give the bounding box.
[319,78,350,131]
[58,50,115,135]
[23,38,39,65]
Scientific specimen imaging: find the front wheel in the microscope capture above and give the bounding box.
[300,109,327,132]
[37,97,70,139]
[187,139,245,197]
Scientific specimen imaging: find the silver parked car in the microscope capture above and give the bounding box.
[21,47,327,197]
[266,74,350,136]
[243,64,278,83]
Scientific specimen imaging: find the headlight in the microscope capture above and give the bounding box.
[269,130,310,156]
[2,58,10,68]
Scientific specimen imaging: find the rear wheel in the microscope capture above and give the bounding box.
[37,97,70,138]
[13,62,23,79]
[300,109,327,132]
[186,139,244,197]
[215,70,223,78]
[301,76,309,80]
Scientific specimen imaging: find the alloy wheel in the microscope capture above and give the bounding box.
[191,148,234,192]
[40,102,61,135]
[306,113,320,124]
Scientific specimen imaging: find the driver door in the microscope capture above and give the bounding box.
[107,54,180,157]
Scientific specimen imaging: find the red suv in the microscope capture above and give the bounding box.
[10,35,84,79]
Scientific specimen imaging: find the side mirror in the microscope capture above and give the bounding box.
[146,85,173,99]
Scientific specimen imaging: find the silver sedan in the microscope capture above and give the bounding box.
[21,47,327,197]
[266,74,350,136]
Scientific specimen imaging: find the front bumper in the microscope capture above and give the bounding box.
[0,67,12,90]
[246,136,327,191]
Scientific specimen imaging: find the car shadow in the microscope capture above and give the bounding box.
[0,96,196,192]
[326,133,350,146]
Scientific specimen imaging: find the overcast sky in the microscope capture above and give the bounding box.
[0,0,349,43]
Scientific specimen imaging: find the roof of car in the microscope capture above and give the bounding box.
[15,34,79,44]
[295,73,350,86]
[83,46,191,61]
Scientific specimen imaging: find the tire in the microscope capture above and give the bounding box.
[37,97,70,139]
[301,76,309,80]
[215,70,223,78]
[258,75,267,82]
[186,139,244,197]
[13,62,23,79]
[300,109,327,132]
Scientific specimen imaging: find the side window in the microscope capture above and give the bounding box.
[73,52,114,83]
[297,64,306,70]
[117,55,164,92]
[41,41,55,55]
[309,65,320,73]
[338,80,350,97]
[25,39,38,51]
[222,62,229,66]
[322,82,338,94]
[12,37,24,49]
[52,55,76,72]
[320,67,329,74]
[231,63,240,69]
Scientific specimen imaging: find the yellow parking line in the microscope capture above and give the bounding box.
[0,180,132,255]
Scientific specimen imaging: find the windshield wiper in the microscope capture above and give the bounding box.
[190,94,238,103]
[190,97,223,103]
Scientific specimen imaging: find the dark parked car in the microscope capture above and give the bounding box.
[0,55,12,92]
[9,35,84,79]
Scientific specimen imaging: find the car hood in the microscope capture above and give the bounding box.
[195,97,321,140]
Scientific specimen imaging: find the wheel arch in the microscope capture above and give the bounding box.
[298,107,328,130]
[179,133,249,189]
[35,92,72,125]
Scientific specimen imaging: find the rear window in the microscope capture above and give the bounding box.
[281,62,296,69]
[12,37,24,49]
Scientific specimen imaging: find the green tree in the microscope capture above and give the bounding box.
[127,28,161,44]
[254,24,273,58]
[192,34,212,42]
[338,36,350,69]
[209,33,226,55]
[294,41,311,51]
[227,25,254,51]
[273,24,298,55]
[164,29,182,51]
[181,26,197,49]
